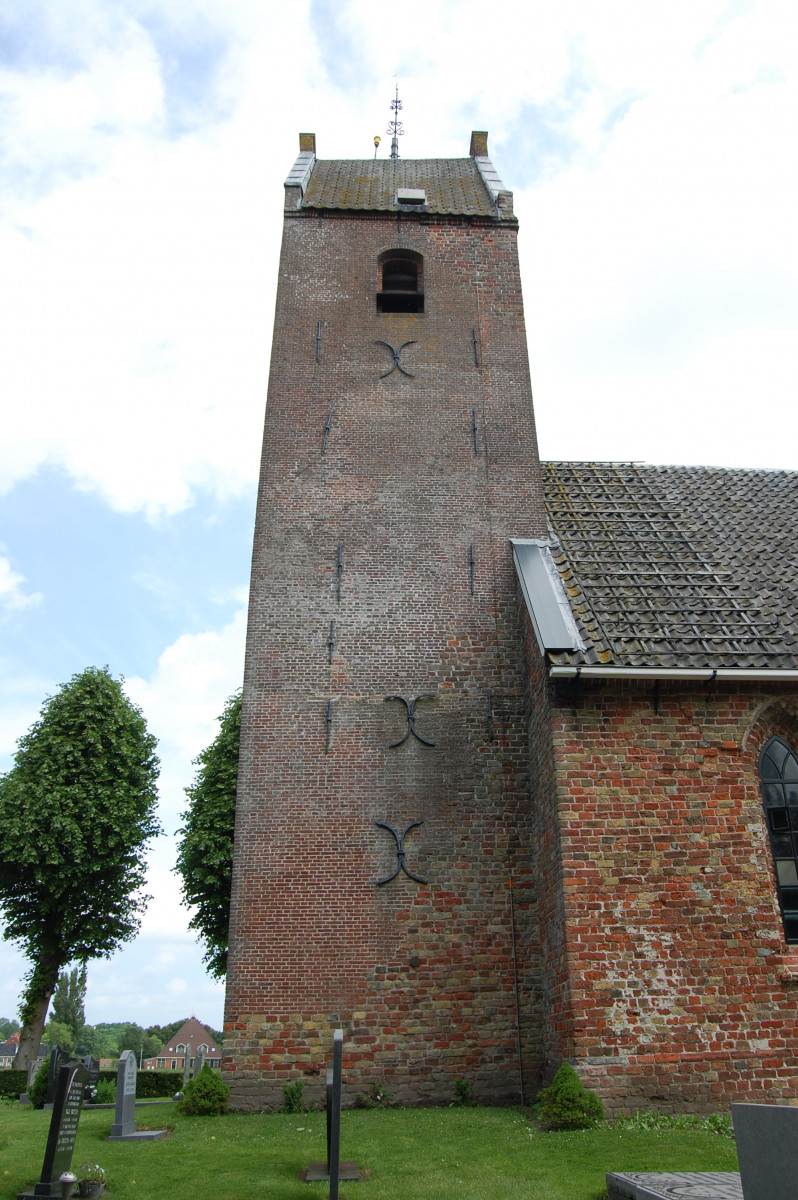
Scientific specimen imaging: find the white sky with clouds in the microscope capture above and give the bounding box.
[1,0,796,1032]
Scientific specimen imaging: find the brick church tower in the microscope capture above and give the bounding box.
[223,129,548,1109]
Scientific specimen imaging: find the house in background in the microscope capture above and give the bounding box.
[0,1031,19,1069]
[143,1017,221,1071]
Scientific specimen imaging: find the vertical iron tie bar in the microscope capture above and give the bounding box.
[328,619,335,664]
[472,327,480,366]
[472,408,479,455]
[469,543,475,595]
[316,320,322,363]
[325,700,333,753]
[322,408,334,454]
[336,542,343,600]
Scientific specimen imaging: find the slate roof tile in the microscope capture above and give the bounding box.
[301,158,498,216]
[542,462,798,670]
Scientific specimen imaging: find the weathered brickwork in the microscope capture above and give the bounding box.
[224,201,546,1109]
[535,672,798,1114]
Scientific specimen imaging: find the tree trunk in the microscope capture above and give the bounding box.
[16,952,61,1075]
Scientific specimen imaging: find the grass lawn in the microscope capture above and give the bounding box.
[0,1102,739,1200]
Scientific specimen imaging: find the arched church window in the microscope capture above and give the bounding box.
[377,252,424,314]
[759,735,798,942]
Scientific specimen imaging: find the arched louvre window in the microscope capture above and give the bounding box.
[377,252,424,313]
[759,736,798,942]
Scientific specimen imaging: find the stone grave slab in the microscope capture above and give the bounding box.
[731,1102,798,1200]
[606,1172,743,1200]
[108,1049,166,1142]
[18,1062,88,1199]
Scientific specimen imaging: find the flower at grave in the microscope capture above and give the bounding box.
[78,1164,105,1184]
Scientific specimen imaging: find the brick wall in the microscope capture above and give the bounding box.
[542,676,798,1113]
[224,204,547,1109]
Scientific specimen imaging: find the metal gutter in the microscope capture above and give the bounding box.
[549,666,798,681]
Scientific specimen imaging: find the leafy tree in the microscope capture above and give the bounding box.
[0,667,160,1072]
[176,691,241,978]
[0,1017,20,1040]
[75,1025,116,1059]
[43,1020,75,1055]
[51,964,87,1043]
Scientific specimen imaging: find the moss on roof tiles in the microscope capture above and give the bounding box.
[301,158,497,216]
[542,462,798,670]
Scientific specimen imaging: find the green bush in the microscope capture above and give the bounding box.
[93,1079,116,1104]
[131,1069,182,1098]
[28,1060,49,1109]
[282,1078,305,1113]
[0,1070,27,1100]
[452,1078,476,1107]
[536,1062,605,1131]
[176,1065,229,1116]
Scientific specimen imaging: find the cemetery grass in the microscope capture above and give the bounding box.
[0,1102,738,1200]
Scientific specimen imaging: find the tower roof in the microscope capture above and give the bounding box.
[284,133,514,219]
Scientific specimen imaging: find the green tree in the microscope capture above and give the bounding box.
[51,964,87,1044]
[43,1020,75,1055]
[0,1017,20,1040]
[175,691,241,978]
[0,667,160,1072]
[75,1024,116,1059]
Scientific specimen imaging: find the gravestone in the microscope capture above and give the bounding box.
[82,1056,100,1102]
[108,1049,166,1142]
[732,1102,798,1200]
[44,1046,71,1108]
[606,1171,742,1200]
[193,1046,205,1076]
[305,1030,359,1194]
[17,1061,88,1199]
[182,1044,192,1088]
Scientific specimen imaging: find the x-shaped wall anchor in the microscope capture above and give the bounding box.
[375,820,428,886]
[374,339,416,378]
[385,694,435,747]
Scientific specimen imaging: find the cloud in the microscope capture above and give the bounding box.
[0,553,41,610]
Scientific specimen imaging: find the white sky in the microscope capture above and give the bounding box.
[1,0,796,1031]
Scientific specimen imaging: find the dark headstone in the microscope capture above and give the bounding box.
[82,1056,100,1102]
[193,1046,205,1077]
[44,1046,71,1108]
[732,1102,798,1200]
[107,1049,167,1142]
[17,1061,88,1199]
[304,1030,358,1191]
[183,1044,192,1087]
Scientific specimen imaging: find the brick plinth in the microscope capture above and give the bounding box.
[225,201,546,1109]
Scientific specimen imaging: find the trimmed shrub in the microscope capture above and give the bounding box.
[28,1060,49,1109]
[536,1063,605,1131]
[176,1065,229,1116]
[0,1070,27,1100]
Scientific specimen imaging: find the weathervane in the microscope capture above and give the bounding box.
[388,82,404,160]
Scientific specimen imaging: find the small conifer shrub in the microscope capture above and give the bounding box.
[176,1064,229,1116]
[536,1062,605,1131]
[452,1078,476,1107]
[282,1078,305,1113]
